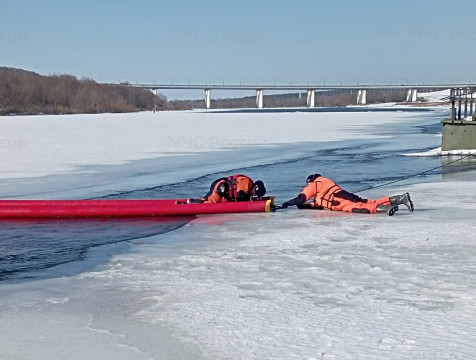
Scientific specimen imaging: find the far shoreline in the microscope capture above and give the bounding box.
[0,101,449,117]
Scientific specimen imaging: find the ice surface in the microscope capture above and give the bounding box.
[1,108,476,359]
[0,109,445,180]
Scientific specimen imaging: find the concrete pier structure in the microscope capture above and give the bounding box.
[307,90,315,107]
[442,120,476,150]
[357,89,367,105]
[205,89,211,109]
[256,89,263,108]
[406,89,418,102]
[442,87,476,150]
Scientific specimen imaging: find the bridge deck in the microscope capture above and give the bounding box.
[106,83,476,91]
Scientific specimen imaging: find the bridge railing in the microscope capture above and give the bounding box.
[449,88,476,120]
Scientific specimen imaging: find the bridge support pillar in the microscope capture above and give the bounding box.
[458,89,462,119]
[256,89,264,108]
[450,88,456,120]
[307,90,315,107]
[205,89,211,109]
[470,92,474,119]
[406,89,418,102]
[152,88,158,96]
[357,89,367,105]
[464,97,468,119]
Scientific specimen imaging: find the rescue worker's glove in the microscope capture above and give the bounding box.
[236,190,247,201]
[186,198,204,204]
[281,194,306,208]
[216,182,228,197]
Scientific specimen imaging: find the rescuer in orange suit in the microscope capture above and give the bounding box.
[281,174,414,216]
[187,174,267,204]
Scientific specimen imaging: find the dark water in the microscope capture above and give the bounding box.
[0,217,193,282]
[101,140,440,202]
[2,108,476,283]
[101,121,446,202]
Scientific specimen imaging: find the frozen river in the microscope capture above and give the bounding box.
[1,106,476,359]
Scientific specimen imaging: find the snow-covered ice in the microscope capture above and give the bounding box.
[419,89,450,103]
[406,147,476,156]
[0,109,442,180]
[1,106,476,360]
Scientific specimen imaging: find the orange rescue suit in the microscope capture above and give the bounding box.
[302,177,390,213]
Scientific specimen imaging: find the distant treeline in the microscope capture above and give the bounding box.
[0,67,166,115]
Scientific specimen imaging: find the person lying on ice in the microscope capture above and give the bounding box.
[281,173,414,216]
[187,174,267,204]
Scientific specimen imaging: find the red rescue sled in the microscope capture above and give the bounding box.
[0,197,275,218]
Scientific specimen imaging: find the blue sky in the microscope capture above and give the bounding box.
[1,0,475,98]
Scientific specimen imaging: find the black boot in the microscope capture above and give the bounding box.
[376,204,399,216]
[390,193,414,212]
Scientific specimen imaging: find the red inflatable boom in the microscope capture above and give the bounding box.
[0,197,275,218]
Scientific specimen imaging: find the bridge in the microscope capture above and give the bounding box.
[107,82,476,109]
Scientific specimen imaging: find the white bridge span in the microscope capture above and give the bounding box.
[106,82,476,109]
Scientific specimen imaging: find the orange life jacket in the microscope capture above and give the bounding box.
[226,174,251,200]
[311,177,342,210]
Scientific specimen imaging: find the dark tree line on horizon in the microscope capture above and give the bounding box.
[0,67,166,115]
